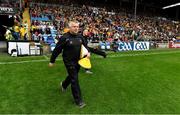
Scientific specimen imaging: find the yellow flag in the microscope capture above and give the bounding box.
[78,45,91,69]
[78,57,91,69]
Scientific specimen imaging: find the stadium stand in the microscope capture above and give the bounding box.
[0,0,180,53]
[29,1,180,44]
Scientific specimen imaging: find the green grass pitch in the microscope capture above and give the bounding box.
[0,49,180,114]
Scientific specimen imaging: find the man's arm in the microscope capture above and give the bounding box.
[81,36,91,58]
[49,36,66,64]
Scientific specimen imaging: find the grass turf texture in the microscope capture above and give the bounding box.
[0,49,180,114]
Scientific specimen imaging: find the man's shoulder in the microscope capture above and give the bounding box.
[63,33,83,38]
[62,32,70,38]
[78,34,83,37]
[77,34,83,38]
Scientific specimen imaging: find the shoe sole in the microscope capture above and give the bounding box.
[79,104,86,108]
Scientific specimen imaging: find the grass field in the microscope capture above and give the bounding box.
[1,49,180,114]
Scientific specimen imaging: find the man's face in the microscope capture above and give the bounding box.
[69,22,79,35]
[83,30,88,36]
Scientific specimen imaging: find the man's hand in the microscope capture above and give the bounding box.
[49,63,55,67]
[86,52,91,58]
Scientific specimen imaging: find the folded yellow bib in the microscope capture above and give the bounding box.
[78,57,91,69]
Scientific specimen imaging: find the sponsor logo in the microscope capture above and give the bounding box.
[118,42,133,51]
[0,7,14,14]
[134,42,149,50]
[118,42,149,51]
[169,41,180,48]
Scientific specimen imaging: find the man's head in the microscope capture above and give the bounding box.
[83,29,89,36]
[68,21,79,35]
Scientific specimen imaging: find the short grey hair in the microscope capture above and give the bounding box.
[68,20,79,28]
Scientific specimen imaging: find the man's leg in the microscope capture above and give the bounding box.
[62,62,80,89]
[64,64,82,104]
[62,75,71,90]
[71,64,82,104]
[61,63,71,90]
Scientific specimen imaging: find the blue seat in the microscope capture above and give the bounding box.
[46,36,55,44]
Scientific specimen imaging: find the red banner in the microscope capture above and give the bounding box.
[169,41,180,48]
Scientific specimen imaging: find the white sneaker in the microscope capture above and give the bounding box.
[60,82,66,92]
[85,70,93,74]
[77,102,86,108]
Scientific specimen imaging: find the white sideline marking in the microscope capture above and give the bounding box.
[0,51,180,65]
[0,59,48,65]
[109,51,180,58]
[43,55,49,60]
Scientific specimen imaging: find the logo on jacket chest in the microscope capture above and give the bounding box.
[68,39,82,45]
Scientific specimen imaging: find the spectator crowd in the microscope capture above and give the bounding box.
[1,0,180,43]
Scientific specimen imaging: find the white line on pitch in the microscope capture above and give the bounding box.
[0,51,180,65]
[43,55,49,60]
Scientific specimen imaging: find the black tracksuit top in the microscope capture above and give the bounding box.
[50,32,89,64]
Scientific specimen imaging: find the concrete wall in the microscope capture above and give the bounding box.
[0,41,7,53]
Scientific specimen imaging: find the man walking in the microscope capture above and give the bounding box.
[49,21,90,108]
